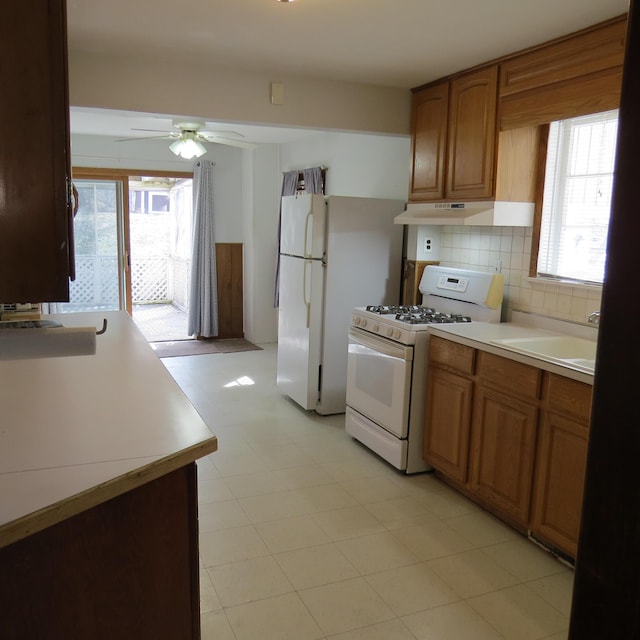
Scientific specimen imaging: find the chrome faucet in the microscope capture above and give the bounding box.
[587,311,601,325]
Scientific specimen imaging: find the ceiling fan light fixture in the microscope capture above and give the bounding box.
[169,135,207,159]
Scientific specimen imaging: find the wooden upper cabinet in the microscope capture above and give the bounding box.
[409,65,498,202]
[499,16,626,130]
[446,66,498,200]
[409,83,449,200]
[0,0,73,303]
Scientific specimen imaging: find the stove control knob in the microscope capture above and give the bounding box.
[373,323,379,332]
[394,330,402,340]
[354,316,361,326]
[361,319,367,329]
[387,328,393,337]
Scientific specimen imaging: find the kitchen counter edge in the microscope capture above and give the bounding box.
[427,321,595,385]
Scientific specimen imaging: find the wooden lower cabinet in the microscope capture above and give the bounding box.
[530,374,592,557]
[0,464,201,640]
[423,366,473,483]
[423,336,592,559]
[469,385,539,526]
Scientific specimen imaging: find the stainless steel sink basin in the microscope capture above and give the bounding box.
[490,336,597,373]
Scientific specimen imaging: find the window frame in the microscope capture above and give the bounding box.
[530,110,619,287]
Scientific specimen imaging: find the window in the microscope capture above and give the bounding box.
[537,109,618,284]
[130,189,171,214]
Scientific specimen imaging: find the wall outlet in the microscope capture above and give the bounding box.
[423,237,434,253]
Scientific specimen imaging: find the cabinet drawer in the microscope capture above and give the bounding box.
[543,373,593,422]
[477,351,540,399]
[428,336,475,375]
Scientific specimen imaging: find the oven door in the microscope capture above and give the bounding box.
[346,326,412,438]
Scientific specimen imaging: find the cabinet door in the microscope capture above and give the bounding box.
[0,0,72,302]
[423,365,473,483]
[409,82,449,201]
[470,384,538,525]
[530,412,588,558]
[446,66,498,199]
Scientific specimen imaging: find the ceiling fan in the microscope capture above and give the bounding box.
[117,120,255,158]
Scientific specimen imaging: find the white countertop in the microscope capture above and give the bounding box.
[0,311,217,548]
[427,316,597,385]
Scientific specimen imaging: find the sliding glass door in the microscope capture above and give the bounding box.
[52,178,126,313]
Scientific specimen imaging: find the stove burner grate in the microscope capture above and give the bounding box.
[395,312,471,324]
[365,304,436,315]
[364,305,471,324]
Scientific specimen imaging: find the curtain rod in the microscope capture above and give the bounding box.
[282,166,326,174]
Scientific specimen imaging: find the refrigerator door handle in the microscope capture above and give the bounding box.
[303,209,313,258]
[303,259,311,328]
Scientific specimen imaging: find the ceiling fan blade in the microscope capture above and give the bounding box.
[201,136,257,150]
[115,134,172,142]
[200,130,246,140]
[130,127,174,134]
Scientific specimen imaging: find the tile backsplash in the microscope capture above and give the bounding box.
[437,226,602,325]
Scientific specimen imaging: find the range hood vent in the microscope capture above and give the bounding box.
[394,201,535,226]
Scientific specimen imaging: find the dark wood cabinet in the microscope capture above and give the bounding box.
[0,0,73,303]
[0,464,201,640]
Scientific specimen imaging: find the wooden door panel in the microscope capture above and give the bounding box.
[446,66,498,199]
[470,385,538,524]
[410,83,449,201]
[423,366,473,482]
[531,412,589,557]
[216,243,243,338]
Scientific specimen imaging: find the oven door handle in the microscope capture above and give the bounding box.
[349,327,413,361]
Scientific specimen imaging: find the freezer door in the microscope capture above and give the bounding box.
[280,194,326,259]
[276,254,325,410]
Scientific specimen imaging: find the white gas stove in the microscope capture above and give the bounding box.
[346,266,504,473]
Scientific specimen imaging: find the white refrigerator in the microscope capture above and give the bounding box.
[277,193,404,415]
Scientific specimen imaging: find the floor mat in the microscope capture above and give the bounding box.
[151,338,262,358]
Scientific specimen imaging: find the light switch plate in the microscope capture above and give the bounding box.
[271,82,285,105]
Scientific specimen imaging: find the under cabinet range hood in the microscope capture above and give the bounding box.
[394,200,535,226]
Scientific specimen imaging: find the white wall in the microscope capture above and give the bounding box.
[279,132,411,199]
[243,145,281,345]
[71,134,244,242]
[68,51,410,137]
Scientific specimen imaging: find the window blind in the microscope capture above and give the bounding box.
[538,109,618,284]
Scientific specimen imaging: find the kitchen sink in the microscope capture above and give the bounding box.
[490,336,597,373]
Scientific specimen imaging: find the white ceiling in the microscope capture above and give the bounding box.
[67,0,629,144]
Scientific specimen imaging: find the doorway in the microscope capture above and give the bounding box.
[129,176,193,342]
[59,168,194,342]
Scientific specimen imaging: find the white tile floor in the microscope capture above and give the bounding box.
[162,343,574,640]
